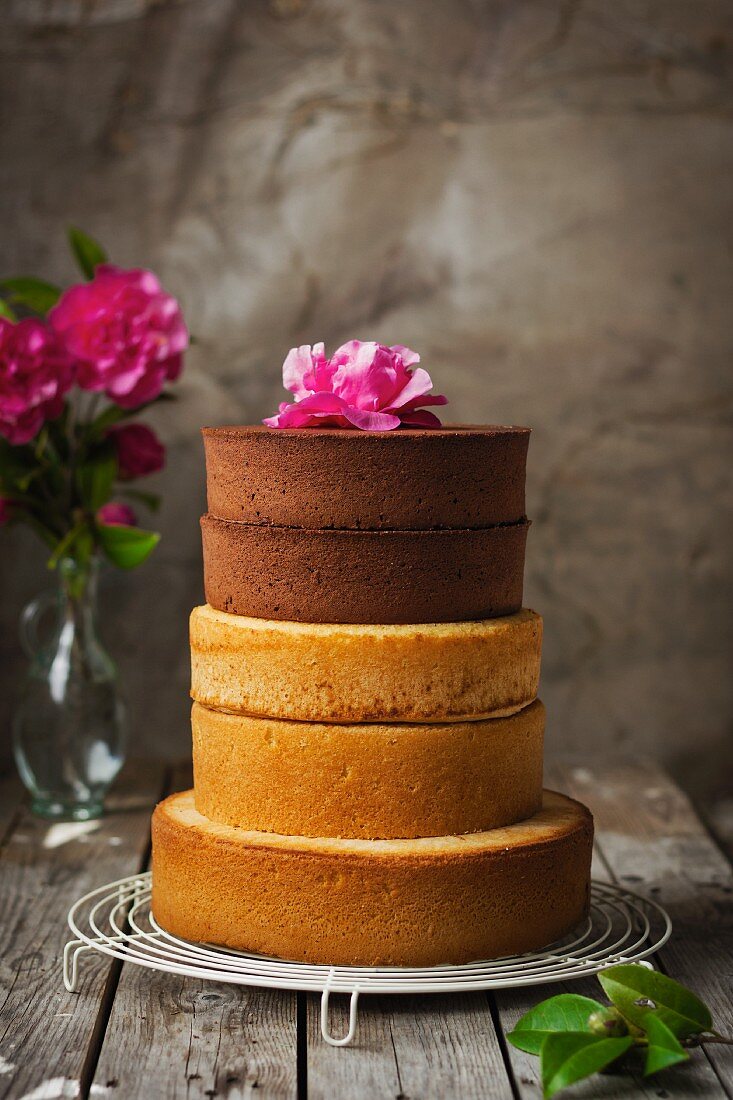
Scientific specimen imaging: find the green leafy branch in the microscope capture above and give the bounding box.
[507,964,732,1097]
[0,410,160,576]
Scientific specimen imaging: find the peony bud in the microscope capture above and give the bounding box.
[108,423,165,480]
[97,502,137,527]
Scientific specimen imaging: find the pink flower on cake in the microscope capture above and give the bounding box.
[0,318,74,445]
[108,423,166,479]
[50,265,188,409]
[263,340,447,430]
[97,502,137,527]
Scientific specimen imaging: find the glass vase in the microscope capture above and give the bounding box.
[12,556,127,820]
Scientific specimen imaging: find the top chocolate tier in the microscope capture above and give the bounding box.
[203,425,530,530]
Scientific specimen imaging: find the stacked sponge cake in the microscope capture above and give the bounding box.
[151,426,593,967]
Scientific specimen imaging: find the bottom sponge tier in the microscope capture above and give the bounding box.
[151,790,593,967]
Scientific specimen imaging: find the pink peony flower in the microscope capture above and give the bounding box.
[108,422,165,480]
[263,340,447,431]
[0,317,74,445]
[50,265,188,409]
[97,502,137,527]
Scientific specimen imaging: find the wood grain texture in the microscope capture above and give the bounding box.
[93,972,298,1100]
[0,761,167,1100]
[495,761,730,1098]
[557,758,733,1095]
[92,763,298,1100]
[1,757,731,1099]
[307,992,512,1100]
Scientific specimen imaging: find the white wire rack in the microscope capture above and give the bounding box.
[63,874,671,1046]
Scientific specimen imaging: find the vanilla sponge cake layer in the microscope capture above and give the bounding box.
[192,699,545,839]
[190,604,542,723]
[151,790,593,967]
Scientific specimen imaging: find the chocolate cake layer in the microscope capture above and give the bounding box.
[201,514,528,624]
[203,425,529,529]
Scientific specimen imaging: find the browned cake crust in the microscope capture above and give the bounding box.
[190,604,543,722]
[151,790,593,966]
[203,425,530,529]
[201,514,528,624]
[192,699,545,839]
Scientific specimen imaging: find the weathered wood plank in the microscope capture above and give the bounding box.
[558,759,733,1095]
[0,760,167,1100]
[307,990,512,1100]
[92,761,299,1099]
[491,760,731,1098]
[94,973,298,1100]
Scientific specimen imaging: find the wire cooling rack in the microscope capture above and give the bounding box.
[63,874,672,1046]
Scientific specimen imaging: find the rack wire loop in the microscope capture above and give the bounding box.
[321,979,362,1046]
[63,874,672,1046]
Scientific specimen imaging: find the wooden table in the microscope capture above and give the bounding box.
[1,758,731,1099]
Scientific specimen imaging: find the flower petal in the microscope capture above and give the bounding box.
[390,344,421,368]
[398,408,444,428]
[339,406,401,431]
[263,391,349,428]
[282,345,318,399]
[331,341,401,409]
[265,339,447,430]
[383,366,436,411]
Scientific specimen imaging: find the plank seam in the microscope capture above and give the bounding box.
[297,990,308,1100]
[78,763,173,1100]
[486,992,521,1100]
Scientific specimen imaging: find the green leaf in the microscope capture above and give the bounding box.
[598,965,713,1039]
[508,995,603,1055]
[97,523,160,570]
[1,276,61,314]
[541,1034,634,1098]
[76,443,118,511]
[0,297,18,321]
[643,1014,689,1077]
[68,226,107,280]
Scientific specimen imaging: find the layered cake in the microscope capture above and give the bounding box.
[152,341,593,966]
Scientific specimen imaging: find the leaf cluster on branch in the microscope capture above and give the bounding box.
[508,963,730,1096]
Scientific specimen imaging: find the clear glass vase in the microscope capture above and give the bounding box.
[12,556,127,820]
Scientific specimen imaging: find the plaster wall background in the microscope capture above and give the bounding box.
[1,0,732,820]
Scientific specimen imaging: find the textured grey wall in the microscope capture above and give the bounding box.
[1,0,732,818]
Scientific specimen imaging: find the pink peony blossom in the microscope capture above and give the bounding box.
[108,422,165,480]
[50,265,188,409]
[97,502,137,527]
[263,340,447,431]
[0,317,74,445]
